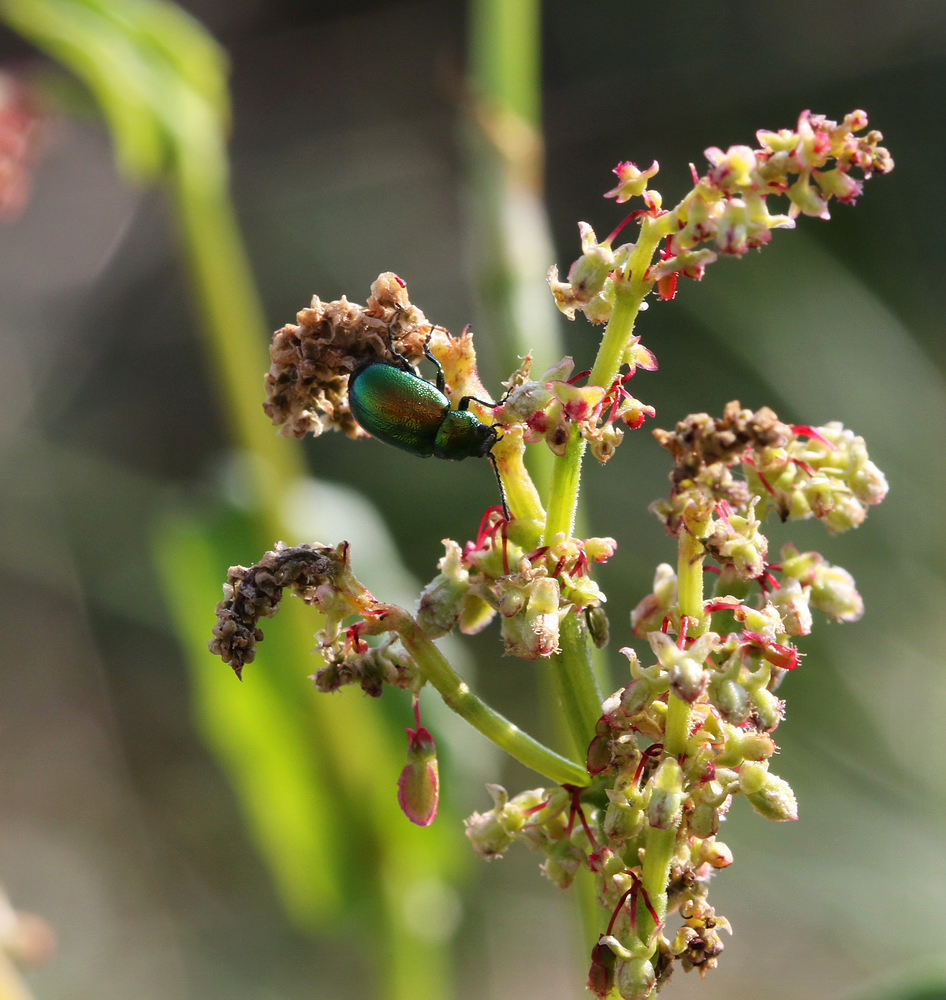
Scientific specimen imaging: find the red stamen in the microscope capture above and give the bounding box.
[790,424,836,449]
[633,744,664,785]
[791,456,816,476]
[605,210,647,245]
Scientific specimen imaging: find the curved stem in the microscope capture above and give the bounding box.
[384,606,589,787]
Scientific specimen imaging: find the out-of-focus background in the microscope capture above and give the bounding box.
[0,1,944,999]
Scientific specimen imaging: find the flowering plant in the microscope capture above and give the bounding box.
[210,110,891,998]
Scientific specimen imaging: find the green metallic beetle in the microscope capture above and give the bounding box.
[349,346,497,460]
[348,340,509,514]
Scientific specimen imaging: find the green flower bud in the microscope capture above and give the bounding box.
[670,656,707,703]
[541,841,582,889]
[698,837,733,869]
[715,728,776,767]
[567,223,617,302]
[501,576,561,659]
[604,788,645,843]
[708,676,750,725]
[615,956,656,1000]
[745,769,798,821]
[738,760,768,795]
[688,800,719,838]
[416,540,470,637]
[616,674,656,718]
[647,758,685,829]
[748,686,783,731]
[810,562,863,622]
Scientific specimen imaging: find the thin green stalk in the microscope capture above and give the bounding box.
[637,511,709,948]
[543,426,585,541]
[550,612,604,759]
[676,522,706,624]
[388,606,588,787]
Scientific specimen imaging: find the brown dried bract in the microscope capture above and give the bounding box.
[209,542,348,677]
[263,272,434,439]
[654,400,791,485]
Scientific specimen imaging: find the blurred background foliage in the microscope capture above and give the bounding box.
[0,1,943,999]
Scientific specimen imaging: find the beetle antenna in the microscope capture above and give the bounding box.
[487,452,511,521]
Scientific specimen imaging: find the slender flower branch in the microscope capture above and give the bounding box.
[383,606,589,787]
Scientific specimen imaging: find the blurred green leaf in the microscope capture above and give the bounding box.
[155,503,348,924]
[0,0,228,180]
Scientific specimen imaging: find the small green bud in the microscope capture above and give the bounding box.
[748,686,783,731]
[689,800,719,838]
[603,789,645,842]
[615,956,657,1000]
[585,604,611,649]
[737,760,768,795]
[568,223,617,302]
[669,656,707,703]
[541,841,582,889]
[708,676,750,725]
[416,540,470,637]
[745,770,798,821]
[618,674,656,718]
[810,562,863,622]
[698,837,734,869]
[715,728,776,767]
[647,758,685,829]
[501,576,561,659]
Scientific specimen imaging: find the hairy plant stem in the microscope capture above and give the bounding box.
[385,606,589,787]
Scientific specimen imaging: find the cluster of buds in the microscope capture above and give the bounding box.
[548,110,893,323]
[498,347,657,465]
[418,510,616,659]
[463,389,887,995]
[465,607,800,997]
[652,401,888,571]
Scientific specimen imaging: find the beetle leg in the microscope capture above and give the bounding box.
[385,325,415,374]
[422,335,448,393]
[487,452,511,521]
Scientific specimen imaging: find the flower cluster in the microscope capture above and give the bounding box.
[499,347,657,465]
[208,110,893,1000]
[418,509,616,659]
[0,72,43,219]
[548,110,893,324]
[652,401,889,564]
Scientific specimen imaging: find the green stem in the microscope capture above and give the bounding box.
[637,522,710,948]
[386,606,588,787]
[543,426,585,541]
[676,524,706,624]
[550,612,604,759]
